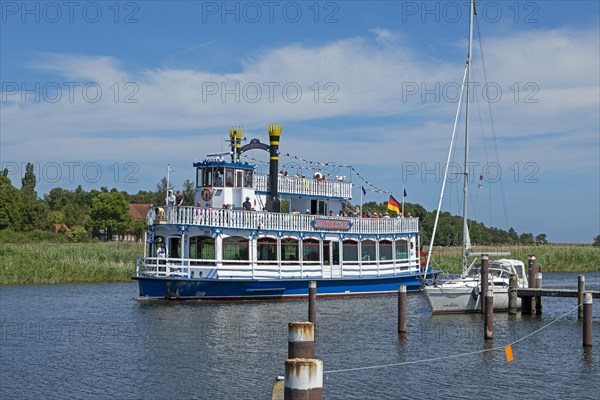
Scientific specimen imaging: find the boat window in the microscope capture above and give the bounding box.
[379,240,392,261]
[310,199,327,215]
[196,168,204,188]
[150,236,164,257]
[222,236,249,261]
[214,167,224,187]
[395,239,408,261]
[235,169,244,188]
[303,239,320,262]
[168,237,181,258]
[361,240,376,262]
[189,236,215,260]
[203,168,213,187]
[332,241,340,264]
[342,240,358,262]
[244,170,253,188]
[225,168,235,187]
[282,238,298,261]
[257,237,277,262]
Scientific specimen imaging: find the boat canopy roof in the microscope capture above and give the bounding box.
[193,160,255,170]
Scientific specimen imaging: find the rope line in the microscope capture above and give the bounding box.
[323,303,582,375]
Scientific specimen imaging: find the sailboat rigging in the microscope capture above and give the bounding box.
[423,0,528,314]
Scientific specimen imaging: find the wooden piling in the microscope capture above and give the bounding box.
[578,275,585,319]
[284,359,323,400]
[398,285,407,334]
[535,272,543,314]
[527,255,537,313]
[308,281,317,326]
[288,322,314,359]
[508,273,518,315]
[583,292,593,347]
[480,254,489,315]
[484,288,494,340]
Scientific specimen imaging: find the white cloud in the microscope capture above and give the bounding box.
[1,27,598,180]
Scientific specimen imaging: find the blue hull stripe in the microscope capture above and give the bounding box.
[134,273,436,300]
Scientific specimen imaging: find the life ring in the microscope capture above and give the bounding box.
[201,188,213,201]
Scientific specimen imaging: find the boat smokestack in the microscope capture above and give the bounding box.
[235,128,243,162]
[228,126,243,162]
[266,123,283,212]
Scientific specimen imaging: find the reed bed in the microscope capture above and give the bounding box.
[0,241,143,284]
[427,245,599,273]
[0,240,597,284]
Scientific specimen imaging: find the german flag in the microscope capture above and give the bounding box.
[387,195,401,214]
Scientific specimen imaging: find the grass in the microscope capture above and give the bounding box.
[0,241,143,284]
[0,238,597,284]
[427,244,599,274]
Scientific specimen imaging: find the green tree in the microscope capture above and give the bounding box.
[87,192,131,240]
[154,177,171,205]
[594,235,600,247]
[20,163,50,231]
[535,233,548,245]
[519,233,534,245]
[21,162,36,195]
[182,179,195,206]
[0,175,22,230]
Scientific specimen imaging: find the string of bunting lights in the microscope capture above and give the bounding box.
[241,153,391,195]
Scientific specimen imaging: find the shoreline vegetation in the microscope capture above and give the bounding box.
[0,231,597,285]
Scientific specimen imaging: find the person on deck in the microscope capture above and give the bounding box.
[166,190,175,206]
[243,197,252,211]
[175,191,184,206]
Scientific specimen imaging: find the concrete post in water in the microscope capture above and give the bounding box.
[480,254,489,314]
[583,292,593,347]
[288,322,314,359]
[578,275,585,319]
[284,359,323,400]
[484,288,494,340]
[398,285,407,334]
[528,255,537,313]
[308,281,317,326]
[535,272,543,314]
[508,273,518,315]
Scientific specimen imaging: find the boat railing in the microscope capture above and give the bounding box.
[136,256,192,278]
[148,206,419,234]
[254,174,352,199]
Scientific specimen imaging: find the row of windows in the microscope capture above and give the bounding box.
[184,236,411,262]
[197,167,253,188]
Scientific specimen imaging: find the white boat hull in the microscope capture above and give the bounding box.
[424,285,520,314]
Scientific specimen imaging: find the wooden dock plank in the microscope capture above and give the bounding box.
[517,288,600,299]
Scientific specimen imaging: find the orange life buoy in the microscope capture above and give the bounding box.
[201,188,213,201]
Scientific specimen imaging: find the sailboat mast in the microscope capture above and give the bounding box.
[461,0,475,275]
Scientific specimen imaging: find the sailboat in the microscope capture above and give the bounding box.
[423,0,528,314]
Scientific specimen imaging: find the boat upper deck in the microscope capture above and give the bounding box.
[149,206,419,235]
[253,174,352,199]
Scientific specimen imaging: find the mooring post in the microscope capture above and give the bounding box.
[398,285,407,334]
[480,254,489,314]
[578,275,585,319]
[288,322,314,359]
[509,273,518,315]
[583,292,593,347]
[284,359,323,400]
[484,288,494,340]
[527,255,537,314]
[535,271,543,314]
[308,281,317,326]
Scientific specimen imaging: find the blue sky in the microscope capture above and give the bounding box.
[1,1,599,243]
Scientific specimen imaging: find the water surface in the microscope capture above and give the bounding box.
[1,273,598,399]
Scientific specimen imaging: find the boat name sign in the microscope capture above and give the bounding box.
[311,218,351,231]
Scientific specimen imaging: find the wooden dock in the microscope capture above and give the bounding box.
[517,289,600,299]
